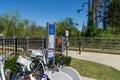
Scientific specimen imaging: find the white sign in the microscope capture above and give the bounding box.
[48,35,55,48]
[65,30,69,37]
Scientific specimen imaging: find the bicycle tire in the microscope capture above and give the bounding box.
[30,60,44,80]
[12,68,22,80]
[12,68,30,80]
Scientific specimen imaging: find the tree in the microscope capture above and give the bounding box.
[0,14,6,33]
[86,0,97,37]
[107,0,120,27]
[56,17,80,37]
[0,10,46,37]
[16,21,24,36]
[77,0,98,37]
[0,10,23,36]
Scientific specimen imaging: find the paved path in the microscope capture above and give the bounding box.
[64,50,120,71]
[81,76,96,80]
[63,50,120,80]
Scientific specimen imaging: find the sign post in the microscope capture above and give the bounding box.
[46,22,56,64]
[65,30,69,56]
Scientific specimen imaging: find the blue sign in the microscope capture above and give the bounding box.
[49,24,55,35]
[48,49,54,61]
[48,57,54,61]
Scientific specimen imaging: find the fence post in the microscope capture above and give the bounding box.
[14,37,17,53]
[79,38,81,54]
[41,37,44,49]
[81,37,85,51]
[43,37,46,49]
[26,37,29,49]
[2,37,5,53]
[101,38,104,51]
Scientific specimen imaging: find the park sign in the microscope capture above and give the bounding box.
[47,23,56,61]
[48,24,55,48]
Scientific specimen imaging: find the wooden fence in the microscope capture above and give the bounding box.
[69,37,120,54]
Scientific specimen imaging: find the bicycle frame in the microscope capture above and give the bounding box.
[30,49,48,80]
[26,49,51,80]
[13,48,62,80]
[0,54,11,80]
[0,60,6,80]
[16,55,36,80]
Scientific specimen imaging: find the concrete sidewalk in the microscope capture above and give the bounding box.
[64,50,120,71]
[81,76,96,80]
[63,50,120,80]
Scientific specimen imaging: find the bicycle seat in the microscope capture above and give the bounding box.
[31,50,43,57]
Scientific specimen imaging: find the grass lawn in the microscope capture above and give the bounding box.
[71,58,120,80]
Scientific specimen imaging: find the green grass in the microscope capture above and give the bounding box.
[71,58,120,80]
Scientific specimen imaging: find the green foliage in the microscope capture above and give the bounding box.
[85,25,96,37]
[55,54,72,66]
[79,0,120,38]
[4,56,19,78]
[85,8,97,37]
[107,0,120,27]
[96,28,120,38]
[0,10,45,37]
[56,17,80,37]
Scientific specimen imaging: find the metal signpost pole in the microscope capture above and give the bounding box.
[62,37,64,54]
[65,30,69,56]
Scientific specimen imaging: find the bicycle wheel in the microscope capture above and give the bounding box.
[12,68,30,80]
[12,68,23,80]
[30,61,44,80]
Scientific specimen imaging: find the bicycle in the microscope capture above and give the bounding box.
[12,47,73,80]
[23,48,50,80]
[28,49,69,80]
[11,50,35,80]
[0,51,33,80]
[11,47,49,80]
[0,53,12,80]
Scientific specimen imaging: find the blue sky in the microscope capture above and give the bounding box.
[0,0,88,30]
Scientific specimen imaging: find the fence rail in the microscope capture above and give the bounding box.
[0,37,120,54]
[0,37,45,54]
[69,37,120,54]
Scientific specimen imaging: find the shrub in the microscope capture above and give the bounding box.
[4,55,19,78]
[55,53,72,66]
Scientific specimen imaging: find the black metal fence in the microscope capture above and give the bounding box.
[0,37,45,54]
[0,37,63,54]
